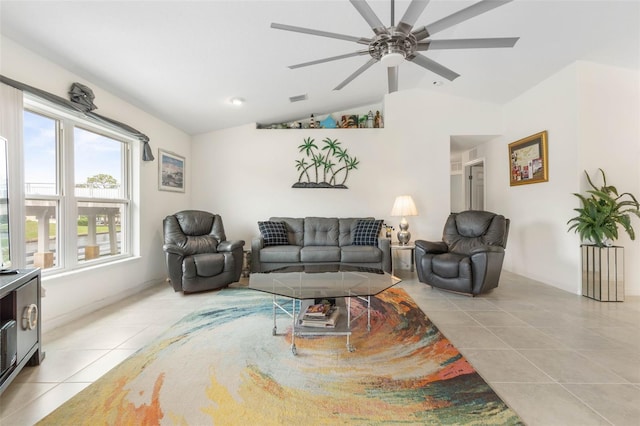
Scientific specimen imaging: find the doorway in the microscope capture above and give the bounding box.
[465,159,485,211]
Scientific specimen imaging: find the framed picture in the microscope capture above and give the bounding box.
[158,149,185,192]
[509,131,548,186]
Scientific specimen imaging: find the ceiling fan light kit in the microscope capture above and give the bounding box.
[380,51,405,67]
[272,0,518,93]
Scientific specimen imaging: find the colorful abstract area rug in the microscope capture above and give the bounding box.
[39,287,522,425]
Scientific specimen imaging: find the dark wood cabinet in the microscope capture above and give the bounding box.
[0,268,43,395]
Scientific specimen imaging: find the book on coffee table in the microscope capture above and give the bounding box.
[300,306,340,328]
[304,302,330,317]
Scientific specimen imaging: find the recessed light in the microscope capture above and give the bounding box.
[229,97,245,106]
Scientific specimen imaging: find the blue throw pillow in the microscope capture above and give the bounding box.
[352,219,383,246]
[258,221,289,246]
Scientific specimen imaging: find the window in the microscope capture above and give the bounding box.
[23,104,133,272]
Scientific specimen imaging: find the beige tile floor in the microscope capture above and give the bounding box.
[1,270,639,425]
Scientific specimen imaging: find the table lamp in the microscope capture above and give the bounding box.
[390,195,418,245]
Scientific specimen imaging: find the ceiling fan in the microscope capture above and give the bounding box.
[271,0,519,93]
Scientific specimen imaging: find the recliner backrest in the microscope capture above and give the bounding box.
[164,210,227,255]
[443,211,508,255]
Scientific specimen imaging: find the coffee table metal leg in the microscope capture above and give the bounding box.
[272,295,277,335]
[291,298,297,355]
[367,295,371,332]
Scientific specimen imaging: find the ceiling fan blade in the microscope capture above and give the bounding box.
[288,51,369,69]
[271,23,371,45]
[407,53,460,81]
[349,0,388,36]
[334,58,378,90]
[413,0,513,41]
[416,37,519,51]
[388,66,399,93]
[397,0,430,35]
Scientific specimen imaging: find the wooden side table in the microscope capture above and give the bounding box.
[391,243,415,276]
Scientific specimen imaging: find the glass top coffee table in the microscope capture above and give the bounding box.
[249,264,401,355]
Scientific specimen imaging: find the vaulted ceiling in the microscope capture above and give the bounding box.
[1,1,638,135]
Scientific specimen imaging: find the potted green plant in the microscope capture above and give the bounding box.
[567,168,640,247]
[568,168,640,301]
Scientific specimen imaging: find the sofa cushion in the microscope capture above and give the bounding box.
[258,221,289,246]
[341,245,382,263]
[338,217,374,246]
[300,246,341,262]
[260,245,301,263]
[352,219,383,246]
[304,217,339,246]
[270,217,304,246]
[431,253,470,279]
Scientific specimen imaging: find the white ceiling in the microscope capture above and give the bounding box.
[1,0,639,136]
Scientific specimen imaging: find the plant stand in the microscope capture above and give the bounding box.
[581,244,624,302]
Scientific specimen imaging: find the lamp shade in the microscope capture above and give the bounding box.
[390,195,418,217]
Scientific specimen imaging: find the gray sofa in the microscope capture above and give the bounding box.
[251,217,391,273]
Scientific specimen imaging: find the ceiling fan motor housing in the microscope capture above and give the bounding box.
[368,29,418,62]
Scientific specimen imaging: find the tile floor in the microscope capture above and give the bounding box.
[1,270,639,425]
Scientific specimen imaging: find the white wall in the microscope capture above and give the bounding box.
[577,62,640,294]
[482,61,640,295]
[6,35,637,332]
[191,90,503,270]
[1,37,193,330]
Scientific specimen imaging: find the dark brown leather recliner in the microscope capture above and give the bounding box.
[163,210,245,293]
[414,210,509,296]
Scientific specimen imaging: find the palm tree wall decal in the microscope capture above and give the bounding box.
[293,137,359,189]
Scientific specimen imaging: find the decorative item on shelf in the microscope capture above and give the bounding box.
[340,115,358,129]
[390,195,418,245]
[567,168,640,301]
[309,114,316,128]
[319,115,337,129]
[366,111,374,128]
[374,111,383,128]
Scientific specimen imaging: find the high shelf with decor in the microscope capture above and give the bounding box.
[581,244,624,302]
[0,268,43,395]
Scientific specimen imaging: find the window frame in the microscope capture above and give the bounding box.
[23,97,135,275]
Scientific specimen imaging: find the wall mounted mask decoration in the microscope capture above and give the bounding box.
[293,137,359,189]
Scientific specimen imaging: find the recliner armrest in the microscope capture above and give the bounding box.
[217,240,245,252]
[469,245,505,255]
[163,243,187,256]
[415,240,448,254]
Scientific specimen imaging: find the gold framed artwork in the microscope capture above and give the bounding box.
[509,131,548,186]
